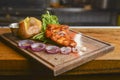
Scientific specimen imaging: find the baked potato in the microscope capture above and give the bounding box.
[18,17,42,39]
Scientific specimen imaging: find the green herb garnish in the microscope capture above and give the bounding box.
[32,11,59,43]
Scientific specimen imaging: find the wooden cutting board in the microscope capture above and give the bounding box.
[0,32,114,76]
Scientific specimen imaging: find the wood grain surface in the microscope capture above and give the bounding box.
[71,28,120,60]
[0,27,120,76]
[0,30,114,76]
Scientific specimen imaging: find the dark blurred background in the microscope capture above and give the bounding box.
[0,0,120,26]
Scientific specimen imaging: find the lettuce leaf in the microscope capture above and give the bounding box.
[32,11,59,43]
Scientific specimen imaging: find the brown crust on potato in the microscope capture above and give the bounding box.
[18,17,42,39]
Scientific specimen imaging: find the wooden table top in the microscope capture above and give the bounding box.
[71,28,120,60]
[0,27,120,76]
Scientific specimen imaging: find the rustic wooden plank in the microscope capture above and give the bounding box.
[71,28,120,60]
[0,31,114,76]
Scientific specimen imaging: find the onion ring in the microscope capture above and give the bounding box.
[45,45,60,54]
[72,46,81,53]
[30,43,46,52]
[60,47,71,55]
[18,40,34,49]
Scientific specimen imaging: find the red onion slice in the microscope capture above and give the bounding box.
[72,46,80,53]
[46,46,60,54]
[30,43,46,52]
[61,47,71,55]
[18,40,34,49]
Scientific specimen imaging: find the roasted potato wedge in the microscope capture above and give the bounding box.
[18,17,42,39]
